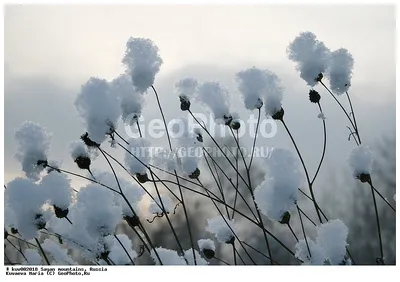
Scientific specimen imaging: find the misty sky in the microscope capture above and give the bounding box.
[3,5,396,191]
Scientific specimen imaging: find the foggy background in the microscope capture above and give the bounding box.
[3,5,396,264]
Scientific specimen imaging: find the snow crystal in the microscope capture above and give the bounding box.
[110,74,144,123]
[74,77,121,144]
[236,67,266,110]
[197,81,232,124]
[184,249,209,265]
[327,48,354,95]
[206,215,237,243]
[42,238,76,265]
[150,247,186,265]
[287,31,330,86]
[40,173,72,210]
[24,249,43,265]
[124,138,151,175]
[295,237,326,265]
[14,121,52,181]
[149,195,174,214]
[316,219,349,265]
[122,38,163,93]
[347,145,373,177]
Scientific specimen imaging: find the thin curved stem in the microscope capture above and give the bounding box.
[35,238,50,265]
[368,180,384,261]
[311,102,327,185]
[114,234,135,265]
[281,119,323,223]
[248,108,261,170]
[297,205,311,258]
[346,91,362,144]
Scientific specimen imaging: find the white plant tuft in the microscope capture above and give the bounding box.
[287,31,330,86]
[110,74,144,123]
[5,178,47,239]
[347,145,373,178]
[75,183,122,237]
[316,219,349,265]
[295,237,326,265]
[105,234,137,265]
[149,195,174,215]
[174,77,198,101]
[150,248,186,265]
[183,249,209,265]
[74,77,121,144]
[124,138,151,175]
[206,215,237,243]
[14,121,52,181]
[122,38,163,93]
[40,172,73,210]
[264,70,284,117]
[236,67,266,110]
[254,148,301,222]
[198,239,216,252]
[197,81,232,124]
[42,239,76,265]
[24,249,43,265]
[327,48,354,95]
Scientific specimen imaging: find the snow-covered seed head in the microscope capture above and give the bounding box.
[254,148,301,222]
[230,119,241,130]
[175,77,198,111]
[122,38,163,93]
[309,89,321,103]
[124,214,140,229]
[188,167,201,179]
[74,78,121,144]
[271,107,284,120]
[287,31,330,86]
[327,48,354,95]
[263,70,284,117]
[197,81,232,124]
[183,249,209,265]
[53,206,69,219]
[347,145,373,182]
[14,121,52,181]
[136,172,149,183]
[124,137,151,175]
[316,219,349,265]
[198,239,216,259]
[70,140,90,164]
[80,132,100,148]
[110,74,144,123]
[236,67,267,110]
[206,215,237,244]
[295,237,326,265]
[150,247,187,265]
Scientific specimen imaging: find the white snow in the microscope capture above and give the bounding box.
[206,215,237,243]
[347,145,374,177]
[327,48,354,95]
